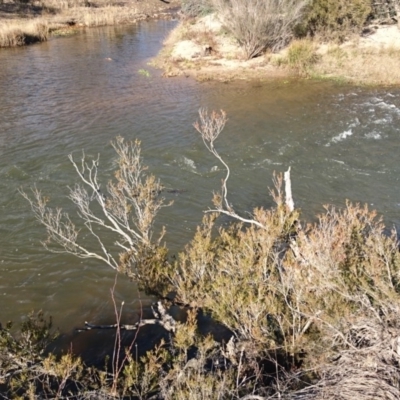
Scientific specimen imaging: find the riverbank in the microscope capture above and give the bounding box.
[151,13,400,85]
[0,0,180,47]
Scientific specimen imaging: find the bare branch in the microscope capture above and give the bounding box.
[21,137,170,277]
[77,301,176,333]
[194,108,294,229]
[284,166,294,212]
[20,186,118,269]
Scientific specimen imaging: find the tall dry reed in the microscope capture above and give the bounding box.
[0,19,48,47]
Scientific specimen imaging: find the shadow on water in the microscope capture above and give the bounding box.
[49,305,233,368]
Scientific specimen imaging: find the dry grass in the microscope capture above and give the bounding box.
[66,6,120,27]
[178,21,218,49]
[276,38,319,76]
[0,18,48,47]
[293,318,400,399]
[0,0,179,47]
[39,0,118,10]
[313,43,400,85]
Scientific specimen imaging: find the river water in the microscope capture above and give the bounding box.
[1,20,400,340]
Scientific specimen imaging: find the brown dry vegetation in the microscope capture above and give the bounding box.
[312,43,400,85]
[274,32,400,85]
[0,18,48,46]
[0,0,180,48]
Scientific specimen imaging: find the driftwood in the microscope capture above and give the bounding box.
[284,167,294,212]
[76,301,177,333]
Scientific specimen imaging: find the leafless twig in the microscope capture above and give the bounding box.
[20,137,171,277]
[194,108,294,229]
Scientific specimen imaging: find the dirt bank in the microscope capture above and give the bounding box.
[151,13,400,85]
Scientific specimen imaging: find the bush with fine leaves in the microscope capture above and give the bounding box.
[181,0,214,18]
[305,0,372,40]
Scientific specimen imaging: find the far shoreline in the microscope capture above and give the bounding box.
[3,1,400,86]
[150,13,400,86]
[0,0,180,48]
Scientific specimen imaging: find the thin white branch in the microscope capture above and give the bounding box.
[284,166,294,212]
[195,108,295,230]
[68,154,137,247]
[204,208,266,229]
[21,137,169,276]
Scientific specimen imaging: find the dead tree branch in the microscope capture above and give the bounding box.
[194,108,294,228]
[77,301,177,333]
[20,137,171,275]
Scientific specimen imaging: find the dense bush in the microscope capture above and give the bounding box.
[181,0,214,18]
[304,0,372,40]
[371,0,400,22]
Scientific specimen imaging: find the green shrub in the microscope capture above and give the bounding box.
[181,0,214,18]
[305,0,372,40]
[371,0,399,21]
[281,38,319,75]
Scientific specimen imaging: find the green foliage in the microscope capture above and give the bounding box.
[172,208,299,348]
[0,312,117,398]
[0,311,56,365]
[371,0,399,21]
[167,196,400,373]
[138,69,151,77]
[10,193,400,398]
[119,245,172,297]
[122,340,170,398]
[181,0,214,18]
[305,0,372,40]
[279,39,320,76]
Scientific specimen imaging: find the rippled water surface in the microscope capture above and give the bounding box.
[1,20,400,337]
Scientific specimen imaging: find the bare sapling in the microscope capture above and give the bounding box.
[194,108,295,229]
[20,136,171,279]
[211,0,308,59]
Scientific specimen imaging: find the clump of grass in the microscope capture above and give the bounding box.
[179,23,217,48]
[138,69,151,77]
[278,38,319,76]
[78,7,118,27]
[313,43,400,85]
[0,19,49,47]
